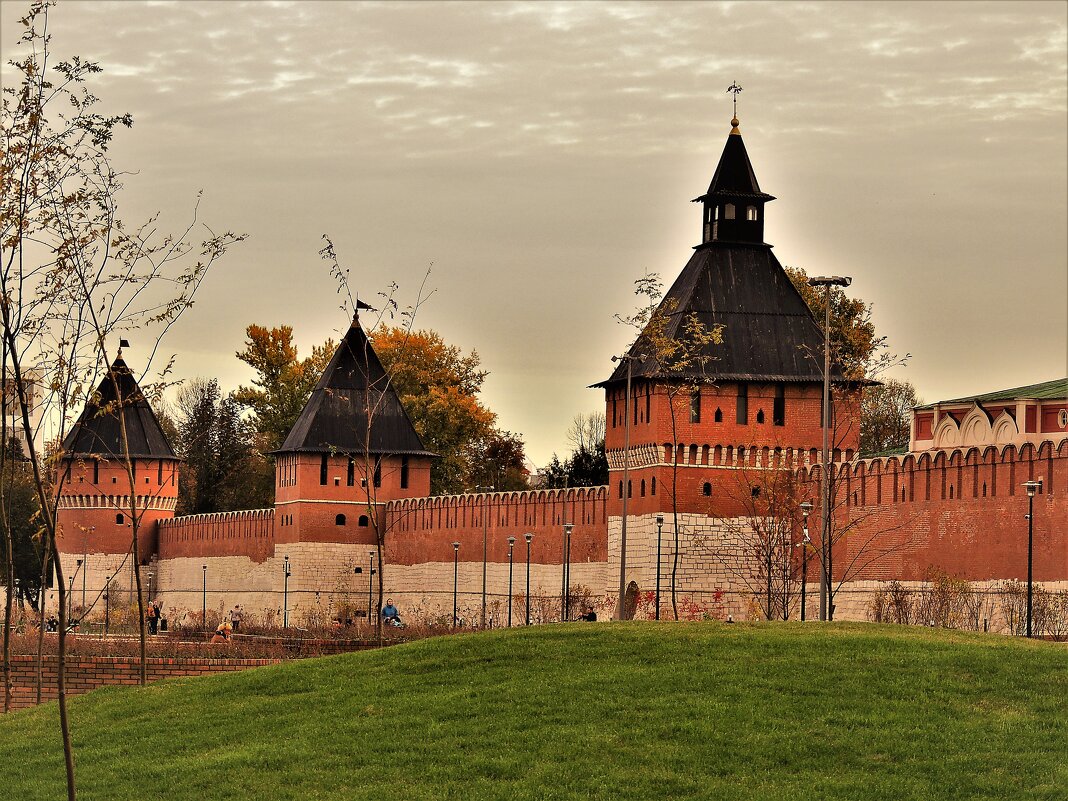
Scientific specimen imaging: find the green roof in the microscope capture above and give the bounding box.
[862,441,910,459]
[917,377,1067,409]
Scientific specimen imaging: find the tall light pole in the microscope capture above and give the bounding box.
[562,523,573,621]
[475,485,494,628]
[201,564,207,631]
[507,536,516,627]
[1023,479,1042,638]
[368,551,376,629]
[104,575,111,635]
[282,555,291,628]
[807,275,851,621]
[799,501,813,621]
[82,526,93,609]
[524,532,533,625]
[452,542,460,628]
[73,559,81,618]
[611,353,643,620]
[654,514,664,620]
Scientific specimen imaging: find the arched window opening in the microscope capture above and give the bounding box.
[702,482,712,497]
[651,476,657,495]
[347,459,355,487]
[751,486,760,499]
[373,459,382,488]
[93,460,99,484]
[619,481,624,499]
[640,479,646,497]
[737,384,748,425]
[358,515,369,527]
[158,459,164,484]
[401,456,410,489]
[714,407,723,423]
[773,385,785,426]
[724,203,736,220]
[982,482,987,497]
[690,390,701,423]
[335,514,346,526]
[746,206,758,221]
[756,409,766,424]
[116,513,124,525]
[320,454,328,485]
[627,480,632,498]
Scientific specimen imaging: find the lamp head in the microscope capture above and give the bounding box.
[508,536,516,545]
[655,514,664,526]
[1023,479,1042,498]
[525,532,533,543]
[563,524,574,535]
[76,559,82,567]
[800,501,814,517]
[453,541,460,551]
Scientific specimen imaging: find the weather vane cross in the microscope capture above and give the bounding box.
[726,81,743,117]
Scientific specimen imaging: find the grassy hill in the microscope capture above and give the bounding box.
[1,623,1065,800]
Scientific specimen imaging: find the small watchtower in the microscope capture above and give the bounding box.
[273,309,435,545]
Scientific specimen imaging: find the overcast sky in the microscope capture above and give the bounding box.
[2,0,1065,465]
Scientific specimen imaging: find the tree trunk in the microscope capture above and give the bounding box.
[36,546,50,705]
[52,541,77,801]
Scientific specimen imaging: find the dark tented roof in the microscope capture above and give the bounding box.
[62,357,177,460]
[694,126,775,202]
[595,243,851,388]
[277,316,434,456]
[916,377,1067,409]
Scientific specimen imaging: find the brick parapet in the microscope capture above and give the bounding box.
[159,508,276,562]
[1,654,281,711]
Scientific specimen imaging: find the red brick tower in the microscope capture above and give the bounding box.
[56,351,180,611]
[273,309,434,547]
[596,113,860,611]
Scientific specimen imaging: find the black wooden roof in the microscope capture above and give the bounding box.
[62,357,178,460]
[276,315,434,457]
[596,244,847,387]
[694,125,775,203]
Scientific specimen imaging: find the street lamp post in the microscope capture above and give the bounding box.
[147,571,154,602]
[507,536,516,627]
[452,542,460,627]
[654,514,664,620]
[1023,479,1042,638]
[799,501,813,621]
[525,533,533,625]
[611,353,644,620]
[475,485,494,628]
[367,551,376,629]
[562,523,573,621]
[807,275,851,621]
[82,528,92,609]
[104,576,111,635]
[282,555,291,628]
[201,564,207,631]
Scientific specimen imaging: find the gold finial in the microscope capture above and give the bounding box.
[730,116,740,134]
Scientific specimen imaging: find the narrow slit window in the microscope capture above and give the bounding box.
[703,482,712,497]
[320,454,328,485]
[773,385,785,426]
[401,456,410,489]
[736,384,748,425]
[347,458,355,487]
[690,389,701,423]
[373,459,382,488]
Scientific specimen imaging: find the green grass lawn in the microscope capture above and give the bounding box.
[1,622,1065,800]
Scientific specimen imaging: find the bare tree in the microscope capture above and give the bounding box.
[709,465,803,620]
[320,236,432,643]
[2,5,242,796]
[617,273,722,619]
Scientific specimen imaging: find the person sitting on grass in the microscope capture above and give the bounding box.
[381,599,403,627]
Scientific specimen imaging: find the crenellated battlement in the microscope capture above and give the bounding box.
[158,508,276,562]
[795,437,1067,508]
[608,442,857,471]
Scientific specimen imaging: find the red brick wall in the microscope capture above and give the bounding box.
[798,438,1068,583]
[275,453,432,545]
[57,458,179,558]
[158,509,276,562]
[2,654,279,711]
[385,487,609,566]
